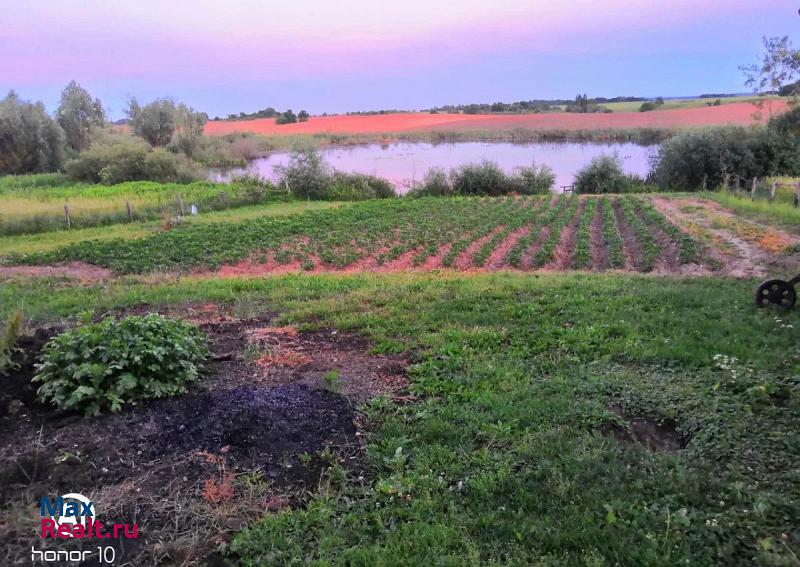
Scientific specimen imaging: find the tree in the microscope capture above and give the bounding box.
[275,109,298,125]
[741,36,800,96]
[0,91,65,174]
[171,103,207,157]
[127,98,177,146]
[298,110,310,122]
[56,81,105,152]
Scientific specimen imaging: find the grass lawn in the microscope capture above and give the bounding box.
[2,271,798,565]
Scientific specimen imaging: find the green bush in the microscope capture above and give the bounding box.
[0,309,23,376]
[650,126,800,190]
[64,141,202,184]
[34,315,208,416]
[328,172,395,200]
[639,102,658,112]
[574,155,642,194]
[411,161,554,197]
[408,168,453,197]
[276,147,331,199]
[450,161,509,196]
[509,162,555,194]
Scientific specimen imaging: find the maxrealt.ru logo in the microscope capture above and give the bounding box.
[31,493,138,564]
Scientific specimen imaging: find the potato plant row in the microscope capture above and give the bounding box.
[12,195,701,275]
[571,197,598,269]
[600,197,626,268]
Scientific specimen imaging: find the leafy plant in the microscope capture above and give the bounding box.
[0,309,23,375]
[33,314,208,415]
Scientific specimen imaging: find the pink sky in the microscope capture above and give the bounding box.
[1,1,796,117]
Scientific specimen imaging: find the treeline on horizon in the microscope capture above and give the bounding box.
[216,92,766,122]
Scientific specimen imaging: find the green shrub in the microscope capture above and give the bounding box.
[509,162,555,194]
[408,168,452,197]
[639,102,658,112]
[64,141,202,184]
[450,160,510,196]
[574,155,641,194]
[651,125,800,190]
[328,172,395,200]
[0,309,23,376]
[276,147,331,199]
[34,314,208,415]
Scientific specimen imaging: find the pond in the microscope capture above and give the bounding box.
[211,141,657,193]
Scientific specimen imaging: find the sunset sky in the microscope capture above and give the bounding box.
[2,0,796,118]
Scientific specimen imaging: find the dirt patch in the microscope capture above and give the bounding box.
[0,315,409,566]
[604,405,685,453]
[612,199,645,271]
[590,199,609,271]
[0,262,111,281]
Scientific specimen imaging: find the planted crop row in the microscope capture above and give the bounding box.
[471,198,545,267]
[571,197,598,269]
[507,196,569,267]
[600,197,625,268]
[533,195,580,267]
[617,196,660,271]
[633,197,699,264]
[439,197,529,267]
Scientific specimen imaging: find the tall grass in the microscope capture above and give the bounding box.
[0,180,289,236]
[702,191,800,231]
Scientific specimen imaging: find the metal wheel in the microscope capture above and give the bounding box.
[755,279,797,309]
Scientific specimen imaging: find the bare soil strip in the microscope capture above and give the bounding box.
[419,242,454,270]
[486,226,532,270]
[0,262,111,281]
[590,200,609,271]
[612,199,645,272]
[518,227,550,270]
[550,198,586,270]
[455,226,506,270]
[651,197,785,278]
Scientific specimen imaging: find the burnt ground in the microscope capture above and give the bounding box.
[0,310,409,566]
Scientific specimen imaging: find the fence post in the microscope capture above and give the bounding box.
[770,181,777,202]
[178,194,185,216]
[750,177,758,200]
[126,201,134,222]
[64,205,71,229]
[722,174,730,192]
[701,175,707,192]
[733,176,740,193]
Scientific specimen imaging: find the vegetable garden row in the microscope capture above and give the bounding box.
[9,195,702,274]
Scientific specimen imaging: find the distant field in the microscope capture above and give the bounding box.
[206,100,787,137]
